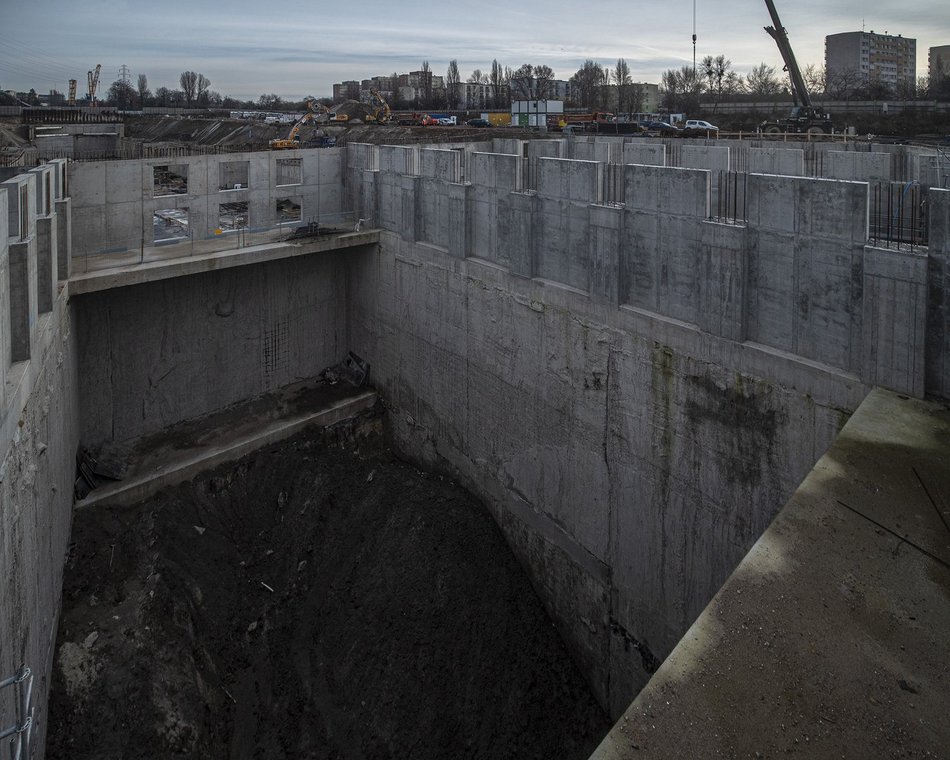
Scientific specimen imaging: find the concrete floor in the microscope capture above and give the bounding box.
[591,387,950,759]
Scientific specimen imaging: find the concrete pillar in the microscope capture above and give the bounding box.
[35,215,56,313]
[55,198,71,280]
[8,239,36,363]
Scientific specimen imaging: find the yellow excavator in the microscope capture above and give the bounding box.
[269,100,331,149]
[365,89,392,124]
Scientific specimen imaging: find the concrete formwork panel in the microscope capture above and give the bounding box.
[862,247,928,397]
[622,142,666,167]
[826,151,892,182]
[698,221,747,342]
[624,165,708,218]
[55,199,71,280]
[746,147,805,176]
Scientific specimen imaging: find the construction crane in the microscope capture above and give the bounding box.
[269,100,330,149]
[67,79,77,106]
[87,64,101,105]
[760,0,833,134]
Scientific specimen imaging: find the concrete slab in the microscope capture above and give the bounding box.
[68,229,380,295]
[590,387,950,759]
[77,381,378,509]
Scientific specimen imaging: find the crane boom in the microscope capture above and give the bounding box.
[762,0,811,108]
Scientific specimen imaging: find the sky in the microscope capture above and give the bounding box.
[1,0,947,102]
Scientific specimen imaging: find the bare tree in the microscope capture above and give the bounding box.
[509,64,534,99]
[745,63,781,97]
[489,59,505,108]
[533,65,554,100]
[802,64,825,96]
[570,60,605,109]
[107,80,135,108]
[613,58,631,112]
[421,60,432,108]
[660,65,702,114]
[825,67,862,100]
[180,71,198,105]
[701,54,731,109]
[446,60,461,109]
[469,69,487,84]
[137,73,150,108]
[196,73,211,106]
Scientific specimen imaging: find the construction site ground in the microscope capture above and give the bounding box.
[47,398,609,759]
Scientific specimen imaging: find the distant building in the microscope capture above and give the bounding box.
[333,81,360,102]
[930,45,950,81]
[825,31,916,93]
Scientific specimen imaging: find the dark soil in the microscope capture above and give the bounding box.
[48,420,609,759]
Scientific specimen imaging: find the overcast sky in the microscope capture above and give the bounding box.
[1,0,946,101]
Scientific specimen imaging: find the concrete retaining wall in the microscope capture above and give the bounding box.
[74,252,351,447]
[0,159,78,760]
[345,143,950,717]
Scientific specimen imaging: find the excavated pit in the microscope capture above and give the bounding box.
[47,416,609,759]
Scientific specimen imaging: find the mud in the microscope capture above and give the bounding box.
[47,420,609,759]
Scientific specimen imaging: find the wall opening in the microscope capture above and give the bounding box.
[153,165,188,196]
[152,207,189,243]
[276,158,302,186]
[218,201,248,232]
[276,197,302,225]
[218,161,250,192]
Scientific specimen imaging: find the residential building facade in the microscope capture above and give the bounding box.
[825,31,916,94]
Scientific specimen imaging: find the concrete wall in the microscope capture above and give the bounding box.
[0,159,78,760]
[74,251,351,447]
[344,144,950,718]
[68,149,345,256]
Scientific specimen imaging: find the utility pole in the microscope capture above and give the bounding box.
[692,0,697,75]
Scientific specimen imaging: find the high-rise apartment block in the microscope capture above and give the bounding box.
[825,31,916,92]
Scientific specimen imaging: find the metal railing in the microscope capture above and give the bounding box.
[0,666,33,760]
[74,210,363,274]
[869,181,928,251]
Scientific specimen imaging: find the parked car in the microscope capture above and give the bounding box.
[683,119,720,137]
[466,118,491,127]
[640,120,682,136]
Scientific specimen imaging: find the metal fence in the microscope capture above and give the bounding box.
[869,181,928,251]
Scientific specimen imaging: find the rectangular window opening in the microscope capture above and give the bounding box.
[276,197,302,225]
[153,165,188,196]
[276,158,302,186]
[218,201,248,232]
[219,161,250,191]
[153,207,189,243]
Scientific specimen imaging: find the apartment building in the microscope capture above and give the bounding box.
[825,31,916,92]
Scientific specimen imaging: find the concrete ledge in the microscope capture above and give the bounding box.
[68,230,381,295]
[77,390,378,509]
[590,387,950,759]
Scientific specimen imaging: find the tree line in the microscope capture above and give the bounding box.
[93,57,949,113]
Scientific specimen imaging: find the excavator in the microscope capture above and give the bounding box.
[365,89,392,124]
[269,100,331,149]
[760,0,833,135]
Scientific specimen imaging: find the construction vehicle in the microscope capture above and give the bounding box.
[365,89,392,124]
[760,0,833,134]
[269,100,330,149]
[87,64,101,105]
